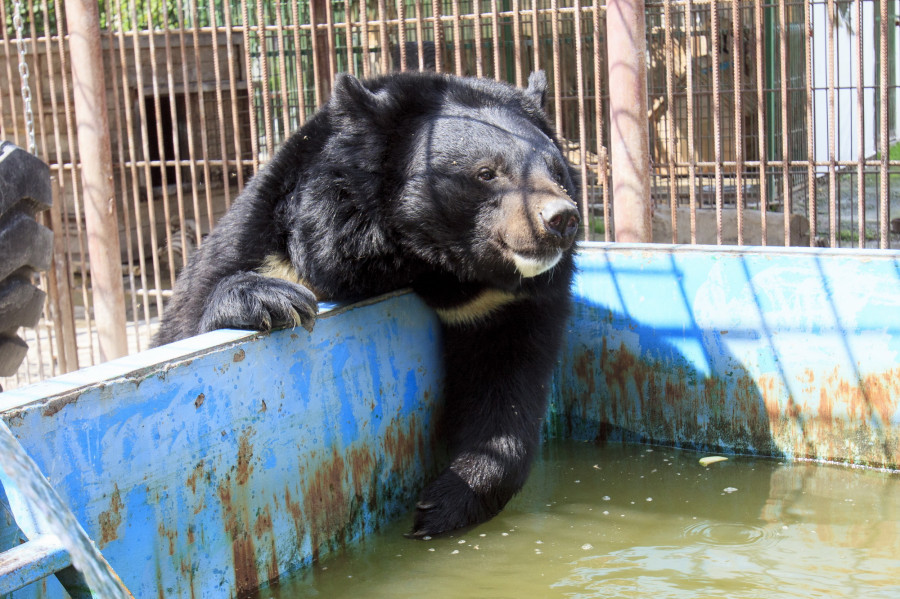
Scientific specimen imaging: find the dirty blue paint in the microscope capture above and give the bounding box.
[1,292,443,599]
[553,243,900,468]
[3,244,900,598]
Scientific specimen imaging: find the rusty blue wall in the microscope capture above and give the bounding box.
[553,244,900,468]
[1,292,444,598]
[3,244,900,598]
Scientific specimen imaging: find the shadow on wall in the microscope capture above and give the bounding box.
[551,244,900,469]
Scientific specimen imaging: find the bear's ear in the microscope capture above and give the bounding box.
[331,72,381,113]
[525,71,548,109]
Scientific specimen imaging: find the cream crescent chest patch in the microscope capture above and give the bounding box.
[434,288,519,326]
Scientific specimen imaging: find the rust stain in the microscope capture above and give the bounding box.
[186,460,205,495]
[236,429,254,486]
[158,523,177,556]
[254,505,273,537]
[194,393,205,409]
[217,476,259,595]
[98,484,123,546]
[302,446,348,560]
[382,413,421,473]
[284,487,306,547]
[233,349,246,362]
[267,537,280,586]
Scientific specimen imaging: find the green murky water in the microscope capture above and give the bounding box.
[266,441,900,598]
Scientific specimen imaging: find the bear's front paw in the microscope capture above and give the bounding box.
[200,272,318,334]
[409,468,493,538]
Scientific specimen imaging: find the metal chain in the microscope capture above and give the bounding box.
[13,0,36,155]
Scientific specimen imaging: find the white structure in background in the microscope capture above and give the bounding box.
[811,0,899,163]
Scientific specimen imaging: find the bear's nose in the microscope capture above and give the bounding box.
[540,200,579,240]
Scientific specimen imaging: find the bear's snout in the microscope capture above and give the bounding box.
[540,199,579,243]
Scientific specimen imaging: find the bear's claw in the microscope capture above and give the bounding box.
[199,272,318,335]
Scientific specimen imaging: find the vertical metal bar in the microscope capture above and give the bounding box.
[145,3,177,287]
[878,0,888,248]
[345,0,355,74]
[173,0,202,267]
[275,2,293,140]
[491,0,501,79]
[188,0,216,231]
[593,0,609,241]
[47,178,77,372]
[732,0,744,245]
[664,0,678,243]
[42,1,78,372]
[324,1,338,86]
[531,0,541,72]
[754,0,768,245]
[414,0,426,71]
[256,0,274,157]
[63,0,128,361]
[473,0,484,77]
[550,0,562,132]
[826,0,837,247]
[223,0,246,194]
[778,0,791,245]
[855,0,865,248]
[360,0,372,78]
[452,0,463,74]
[291,1,309,122]
[432,0,444,73]
[128,0,165,316]
[573,0,590,241]
[113,0,152,341]
[378,0,390,74]
[161,0,188,274]
[397,0,408,71]
[512,0,523,87]
[686,0,697,243]
[105,16,141,353]
[41,0,78,369]
[309,0,325,106]
[804,0,817,245]
[0,2,22,148]
[710,0,723,244]
[606,0,652,242]
[240,0,261,173]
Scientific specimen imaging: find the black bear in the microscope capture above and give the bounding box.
[153,70,579,537]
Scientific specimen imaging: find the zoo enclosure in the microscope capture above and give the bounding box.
[0,0,898,390]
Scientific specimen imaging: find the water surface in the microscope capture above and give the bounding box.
[267,441,900,598]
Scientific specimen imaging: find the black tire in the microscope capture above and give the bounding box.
[0,141,52,380]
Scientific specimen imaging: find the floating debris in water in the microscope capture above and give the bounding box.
[723,487,738,494]
[581,543,593,550]
[699,456,729,467]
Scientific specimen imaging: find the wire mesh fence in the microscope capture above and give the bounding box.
[0,0,898,390]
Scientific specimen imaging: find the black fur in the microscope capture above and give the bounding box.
[153,71,579,537]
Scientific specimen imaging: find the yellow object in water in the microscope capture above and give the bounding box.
[699,456,729,467]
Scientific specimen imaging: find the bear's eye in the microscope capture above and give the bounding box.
[554,169,565,184]
[476,167,496,182]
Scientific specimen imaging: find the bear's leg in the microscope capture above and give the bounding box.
[411,304,565,537]
[199,271,318,334]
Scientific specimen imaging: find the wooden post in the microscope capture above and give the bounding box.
[606,0,652,243]
[64,0,127,361]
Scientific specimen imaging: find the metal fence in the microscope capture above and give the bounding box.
[1,0,898,390]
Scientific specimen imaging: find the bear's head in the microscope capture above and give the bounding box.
[330,71,580,288]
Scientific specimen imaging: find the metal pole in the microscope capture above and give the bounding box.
[63,0,127,361]
[606,0,652,243]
